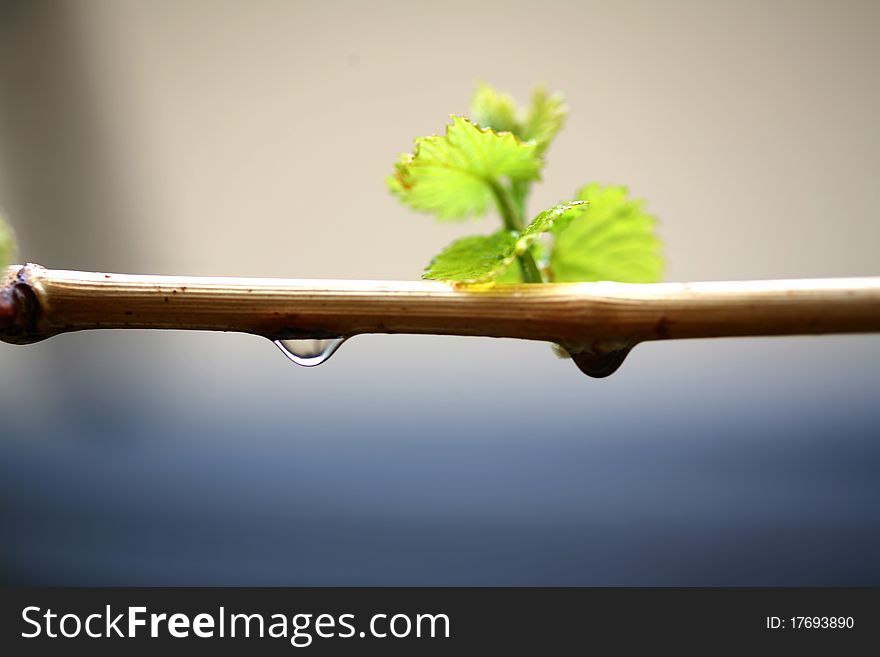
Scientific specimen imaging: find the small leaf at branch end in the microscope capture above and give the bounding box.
[387,116,542,222]
[469,82,567,157]
[551,184,664,283]
[0,211,16,268]
[470,82,521,135]
[522,86,567,155]
[423,231,518,283]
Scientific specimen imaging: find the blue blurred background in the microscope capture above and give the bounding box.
[1,0,879,585]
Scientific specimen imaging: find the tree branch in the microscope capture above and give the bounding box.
[3,265,880,357]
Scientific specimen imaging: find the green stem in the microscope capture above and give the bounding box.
[510,179,530,219]
[515,245,543,284]
[488,181,543,284]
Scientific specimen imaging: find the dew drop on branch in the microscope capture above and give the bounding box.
[274,337,346,367]
[570,347,631,378]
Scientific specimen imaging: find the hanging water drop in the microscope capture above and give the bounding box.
[570,347,631,378]
[274,337,347,367]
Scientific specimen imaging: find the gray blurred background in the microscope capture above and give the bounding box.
[1,0,878,584]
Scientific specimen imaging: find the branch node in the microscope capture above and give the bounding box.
[0,264,45,345]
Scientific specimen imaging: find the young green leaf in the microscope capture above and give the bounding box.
[423,230,518,282]
[0,212,15,269]
[469,82,567,157]
[423,201,587,283]
[550,184,663,283]
[387,116,541,221]
[521,86,567,155]
[470,82,521,135]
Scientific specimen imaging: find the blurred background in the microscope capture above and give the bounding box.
[1,0,879,584]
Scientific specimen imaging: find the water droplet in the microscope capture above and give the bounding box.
[571,347,631,378]
[274,337,346,367]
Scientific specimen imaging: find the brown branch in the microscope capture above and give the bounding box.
[3,264,880,358]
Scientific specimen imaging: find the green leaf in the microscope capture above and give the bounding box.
[469,82,566,156]
[0,211,15,269]
[550,184,663,283]
[470,82,521,135]
[518,200,586,244]
[423,230,518,282]
[423,201,587,283]
[522,86,566,155]
[388,115,541,221]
